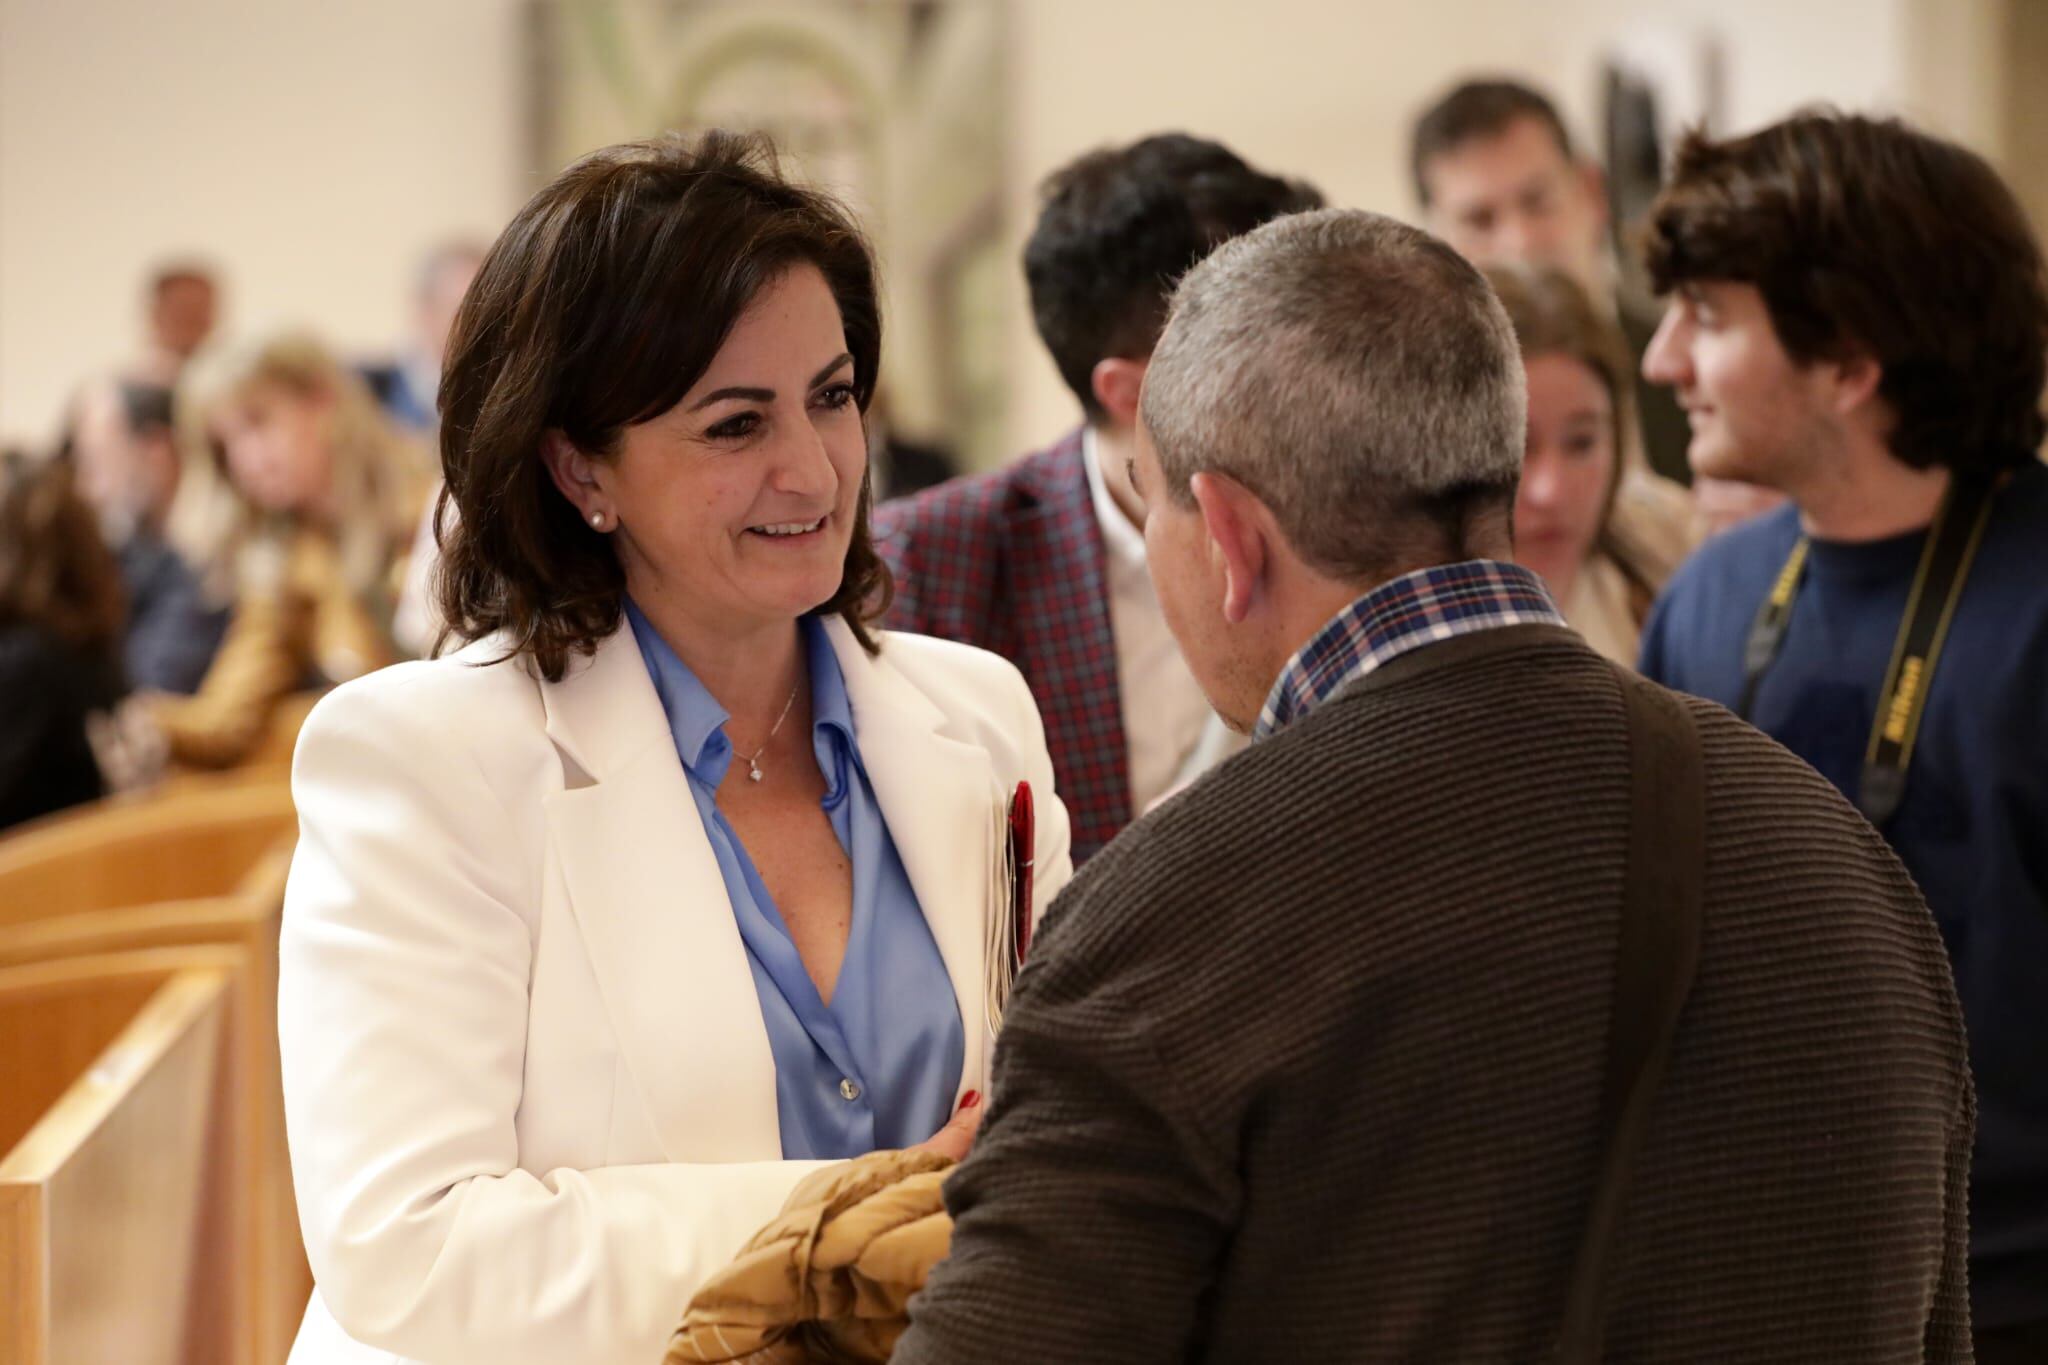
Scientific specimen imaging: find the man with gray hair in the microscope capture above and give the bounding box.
[894,209,1972,1363]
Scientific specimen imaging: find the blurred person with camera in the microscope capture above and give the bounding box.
[61,375,230,693]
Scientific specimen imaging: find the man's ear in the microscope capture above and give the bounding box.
[541,430,607,521]
[1826,347,1885,419]
[1190,471,1268,625]
[1090,357,1149,427]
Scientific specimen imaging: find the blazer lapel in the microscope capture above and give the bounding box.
[825,618,999,1097]
[538,626,782,1162]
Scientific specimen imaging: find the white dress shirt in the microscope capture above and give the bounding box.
[1081,430,1242,812]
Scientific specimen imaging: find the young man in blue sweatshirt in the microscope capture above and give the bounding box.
[1637,111,2048,1360]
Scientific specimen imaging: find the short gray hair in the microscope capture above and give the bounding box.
[1141,207,1526,579]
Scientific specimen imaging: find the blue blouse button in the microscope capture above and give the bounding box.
[839,1077,863,1102]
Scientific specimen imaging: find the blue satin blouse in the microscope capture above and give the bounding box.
[625,602,964,1159]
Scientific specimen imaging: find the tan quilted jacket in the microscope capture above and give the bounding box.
[666,1150,956,1365]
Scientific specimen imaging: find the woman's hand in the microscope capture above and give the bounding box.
[907,1091,983,1163]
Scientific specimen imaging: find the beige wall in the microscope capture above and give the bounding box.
[0,0,524,447]
[0,0,2005,454]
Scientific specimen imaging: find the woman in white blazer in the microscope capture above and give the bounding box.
[277,130,1072,1365]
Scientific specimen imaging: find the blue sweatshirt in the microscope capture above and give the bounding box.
[1640,460,2048,1330]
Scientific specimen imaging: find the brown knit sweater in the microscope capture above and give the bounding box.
[893,624,1973,1364]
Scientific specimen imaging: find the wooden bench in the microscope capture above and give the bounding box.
[0,776,295,917]
[0,948,249,1363]
[0,837,292,969]
[0,840,308,1363]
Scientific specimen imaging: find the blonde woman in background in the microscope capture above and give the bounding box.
[147,334,425,767]
[1487,263,1696,663]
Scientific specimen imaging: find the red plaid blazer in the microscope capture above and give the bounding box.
[871,430,1128,863]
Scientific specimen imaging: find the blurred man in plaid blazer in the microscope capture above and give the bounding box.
[873,135,1322,862]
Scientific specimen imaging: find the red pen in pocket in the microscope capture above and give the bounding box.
[1008,780,1035,966]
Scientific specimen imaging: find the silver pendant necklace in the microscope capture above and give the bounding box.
[738,682,801,783]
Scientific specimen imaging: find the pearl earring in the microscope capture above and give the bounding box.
[589,512,607,530]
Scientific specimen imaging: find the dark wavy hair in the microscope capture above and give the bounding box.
[1645,110,2048,475]
[1024,133,1322,422]
[0,450,124,656]
[433,130,890,680]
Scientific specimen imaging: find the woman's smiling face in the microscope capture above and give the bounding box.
[574,262,868,635]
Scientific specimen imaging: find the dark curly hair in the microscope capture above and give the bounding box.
[434,130,890,680]
[1645,110,2048,475]
[1024,133,1322,422]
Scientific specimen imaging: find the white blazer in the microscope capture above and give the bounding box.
[277,618,1073,1365]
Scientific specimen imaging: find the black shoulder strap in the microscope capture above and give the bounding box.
[1737,538,1809,722]
[1857,473,1996,825]
[1556,673,1709,1362]
[1738,474,1998,825]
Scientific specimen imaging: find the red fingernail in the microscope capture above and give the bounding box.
[960,1091,981,1110]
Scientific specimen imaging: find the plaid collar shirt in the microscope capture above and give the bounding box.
[1256,559,1565,740]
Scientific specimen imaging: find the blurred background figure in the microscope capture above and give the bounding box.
[60,375,231,693]
[359,238,486,441]
[1410,75,1790,543]
[0,450,128,830]
[1411,76,1746,577]
[361,239,486,656]
[134,260,221,388]
[1688,470,1796,538]
[865,387,959,500]
[1411,79,1689,484]
[1489,263,1688,664]
[875,133,1321,864]
[145,334,425,769]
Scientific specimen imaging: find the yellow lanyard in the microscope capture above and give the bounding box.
[1736,475,1996,825]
